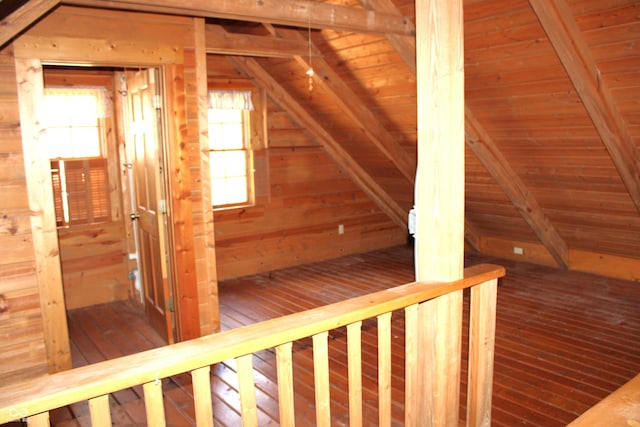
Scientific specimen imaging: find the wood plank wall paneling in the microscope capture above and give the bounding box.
[461,0,640,263]
[209,57,406,281]
[0,50,49,384]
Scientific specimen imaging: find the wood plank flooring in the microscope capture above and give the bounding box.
[32,245,640,426]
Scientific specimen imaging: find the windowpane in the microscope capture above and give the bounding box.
[207,90,254,208]
[210,152,227,180]
[223,151,247,177]
[43,127,72,158]
[225,177,248,205]
[69,95,99,126]
[211,178,228,206]
[70,127,101,157]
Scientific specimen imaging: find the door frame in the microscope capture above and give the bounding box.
[14,47,202,372]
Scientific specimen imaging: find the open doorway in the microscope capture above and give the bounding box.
[43,65,176,349]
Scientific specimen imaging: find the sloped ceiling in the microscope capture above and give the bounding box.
[2,0,639,267]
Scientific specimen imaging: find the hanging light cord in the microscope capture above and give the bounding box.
[306,1,314,91]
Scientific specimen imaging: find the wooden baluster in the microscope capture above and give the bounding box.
[347,321,363,427]
[237,354,258,427]
[192,366,213,427]
[378,312,392,427]
[466,279,498,427]
[26,412,49,427]
[404,304,419,427]
[276,342,295,426]
[88,394,111,426]
[143,377,166,427]
[312,331,331,427]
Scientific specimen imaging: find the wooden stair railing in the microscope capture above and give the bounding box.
[0,263,504,426]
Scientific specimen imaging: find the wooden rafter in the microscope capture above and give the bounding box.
[360,0,570,266]
[61,0,413,36]
[205,24,311,58]
[465,108,570,268]
[228,56,408,229]
[529,0,640,215]
[0,0,59,48]
[272,26,417,183]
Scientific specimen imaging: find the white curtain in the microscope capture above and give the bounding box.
[208,90,254,111]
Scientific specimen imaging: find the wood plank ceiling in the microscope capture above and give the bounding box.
[2,0,639,268]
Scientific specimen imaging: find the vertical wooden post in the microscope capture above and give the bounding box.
[276,342,296,426]
[467,279,498,427]
[88,395,112,426]
[14,57,72,374]
[192,366,214,427]
[414,0,465,425]
[143,379,166,427]
[347,321,363,427]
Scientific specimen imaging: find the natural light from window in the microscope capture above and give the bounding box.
[43,87,110,226]
[208,108,250,207]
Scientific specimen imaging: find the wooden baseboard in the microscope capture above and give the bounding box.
[478,236,640,282]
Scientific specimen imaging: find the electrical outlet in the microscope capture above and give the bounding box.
[338,224,344,235]
[513,246,524,255]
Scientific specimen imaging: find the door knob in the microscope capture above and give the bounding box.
[130,212,141,220]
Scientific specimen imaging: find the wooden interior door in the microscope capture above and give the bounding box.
[125,68,174,344]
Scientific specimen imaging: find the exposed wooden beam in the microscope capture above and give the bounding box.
[464,220,482,253]
[361,0,569,264]
[273,26,417,183]
[205,24,311,58]
[413,0,465,424]
[0,0,59,48]
[465,107,570,269]
[228,56,408,229]
[61,0,414,36]
[529,0,640,215]
[359,0,416,73]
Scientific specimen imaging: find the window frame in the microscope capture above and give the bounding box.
[206,80,268,211]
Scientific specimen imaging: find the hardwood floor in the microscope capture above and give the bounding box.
[46,245,639,426]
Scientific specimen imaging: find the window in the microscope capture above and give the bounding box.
[208,90,254,208]
[43,87,111,226]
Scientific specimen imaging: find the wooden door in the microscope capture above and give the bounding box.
[125,69,174,344]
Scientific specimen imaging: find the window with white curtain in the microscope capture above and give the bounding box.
[208,90,254,208]
[43,87,111,226]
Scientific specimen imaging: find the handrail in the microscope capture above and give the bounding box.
[0,263,504,425]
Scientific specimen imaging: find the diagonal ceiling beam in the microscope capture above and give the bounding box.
[360,0,570,266]
[466,108,569,268]
[271,25,417,183]
[228,55,408,229]
[529,0,640,215]
[0,0,59,48]
[61,0,414,36]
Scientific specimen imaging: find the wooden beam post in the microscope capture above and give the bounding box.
[62,0,414,36]
[0,0,59,49]
[414,0,465,425]
[14,57,72,375]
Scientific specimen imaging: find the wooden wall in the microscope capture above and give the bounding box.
[208,56,407,280]
[0,48,49,384]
